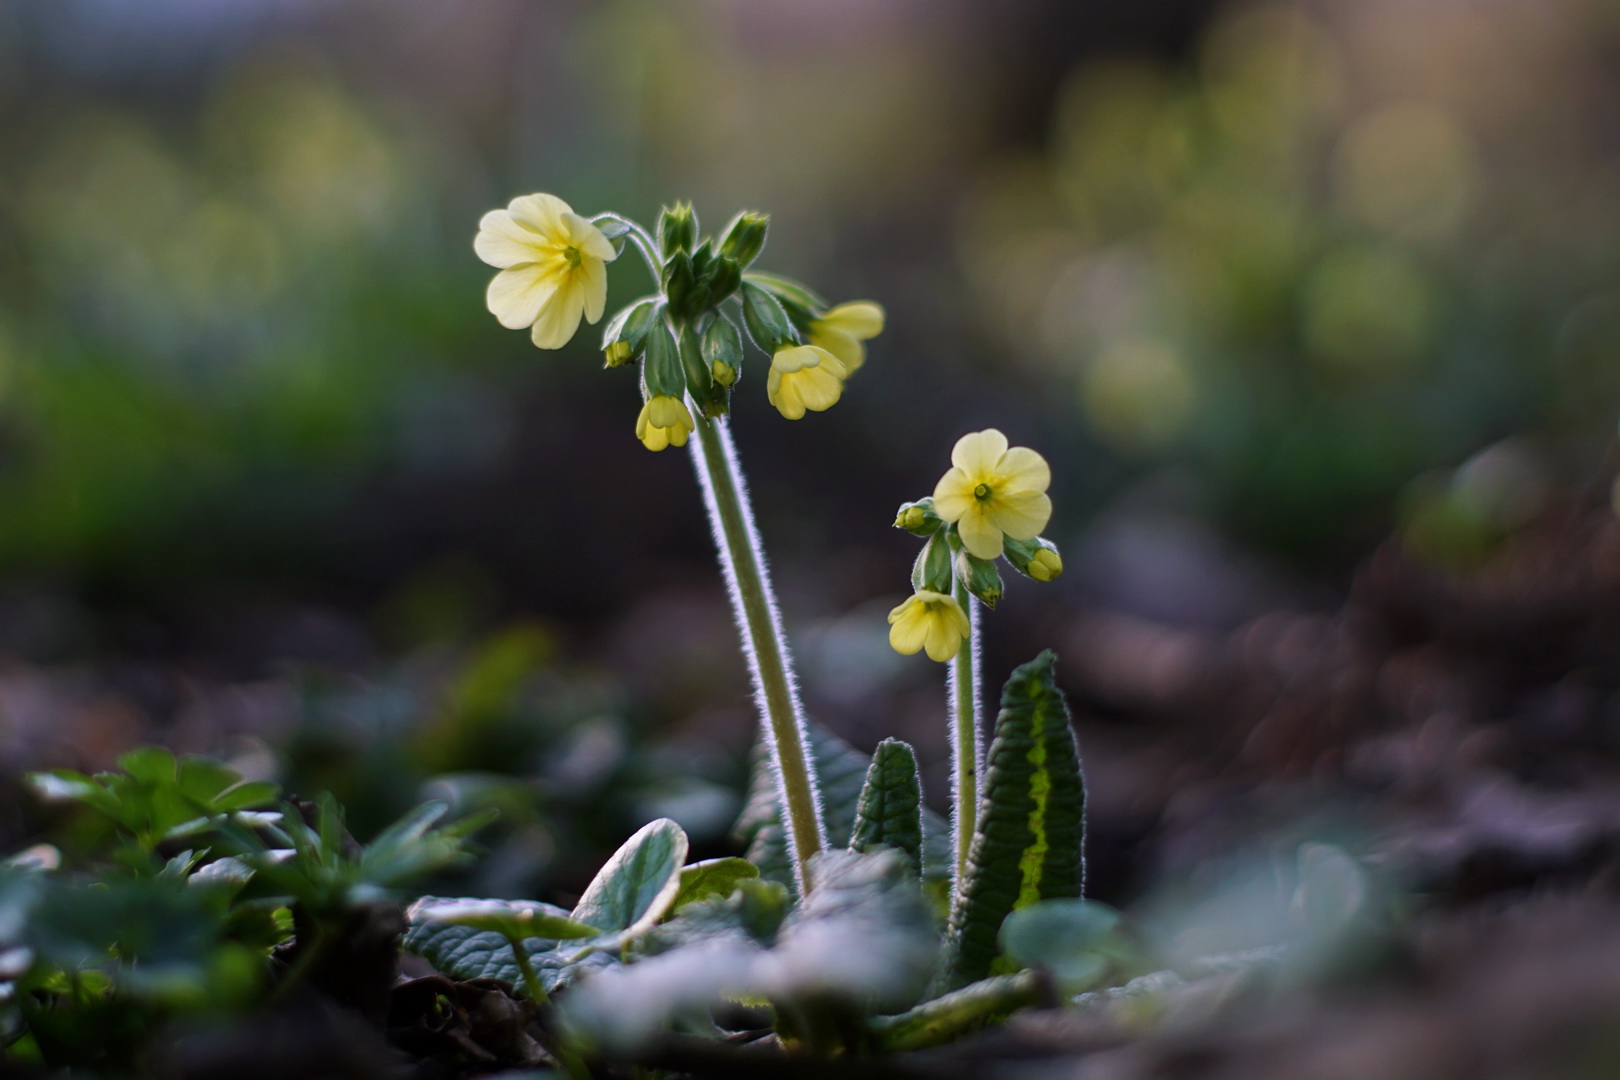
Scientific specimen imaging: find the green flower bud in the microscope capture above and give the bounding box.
[718,211,769,267]
[1004,536,1064,583]
[911,532,953,596]
[703,256,742,307]
[680,324,727,418]
[740,281,799,352]
[658,201,697,257]
[703,316,744,388]
[603,340,633,368]
[601,296,661,357]
[642,318,685,400]
[743,271,824,330]
[664,252,697,319]
[955,550,1004,608]
[894,497,943,536]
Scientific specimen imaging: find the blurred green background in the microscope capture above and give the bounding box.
[3,0,1620,905]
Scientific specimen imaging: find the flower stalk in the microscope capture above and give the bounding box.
[688,409,825,893]
[947,573,983,889]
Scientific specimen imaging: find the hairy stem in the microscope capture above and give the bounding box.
[590,213,663,281]
[507,935,549,1006]
[688,411,825,893]
[947,576,983,891]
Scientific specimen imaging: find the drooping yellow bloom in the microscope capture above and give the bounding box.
[887,589,971,662]
[635,395,694,451]
[808,301,885,375]
[932,429,1052,560]
[1027,547,1063,582]
[475,193,618,349]
[766,344,847,420]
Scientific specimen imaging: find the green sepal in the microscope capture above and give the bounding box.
[1003,536,1063,583]
[601,295,661,354]
[956,550,1004,608]
[945,651,1087,988]
[663,251,697,319]
[911,532,954,595]
[679,324,727,418]
[850,738,924,876]
[641,318,685,400]
[702,315,745,387]
[702,255,742,308]
[743,271,826,321]
[717,211,768,267]
[657,201,697,257]
[739,281,799,353]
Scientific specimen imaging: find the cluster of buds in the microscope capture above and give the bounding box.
[888,430,1063,662]
[476,194,890,452]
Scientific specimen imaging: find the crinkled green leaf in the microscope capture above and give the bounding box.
[850,738,923,874]
[402,901,615,992]
[736,722,950,886]
[412,897,599,942]
[946,651,1087,987]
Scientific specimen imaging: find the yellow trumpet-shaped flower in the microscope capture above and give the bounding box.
[808,301,885,375]
[932,429,1052,560]
[888,589,971,662]
[635,395,695,452]
[766,344,847,420]
[475,193,618,350]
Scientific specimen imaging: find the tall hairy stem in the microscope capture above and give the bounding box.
[947,575,983,892]
[689,410,825,893]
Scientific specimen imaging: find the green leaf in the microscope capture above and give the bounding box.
[999,899,1118,991]
[946,651,1087,987]
[849,739,924,874]
[402,900,616,991]
[571,818,688,936]
[735,722,950,887]
[412,898,599,942]
[670,858,759,914]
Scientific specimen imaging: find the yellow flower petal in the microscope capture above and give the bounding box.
[930,468,976,522]
[474,209,546,269]
[986,490,1051,541]
[997,446,1051,494]
[565,213,619,263]
[770,345,825,374]
[507,193,572,237]
[957,506,1004,560]
[817,301,885,339]
[808,328,863,374]
[487,264,561,330]
[951,429,1009,477]
[530,276,586,349]
[581,255,608,325]
[888,609,930,655]
[923,616,962,662]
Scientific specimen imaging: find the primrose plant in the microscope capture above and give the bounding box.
[410,192,1108,1064]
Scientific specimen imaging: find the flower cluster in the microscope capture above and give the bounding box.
[888,430,1062,662]
[474,195,885,450]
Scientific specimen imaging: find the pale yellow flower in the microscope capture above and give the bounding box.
[766,344,847,420]
[808,301,885,375]
[932,430,1052,560]
[475,193,618,349]
[635,395,695,451]
[887,589,971,662]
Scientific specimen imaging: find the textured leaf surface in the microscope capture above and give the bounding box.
[735,722,949,885]
[402,901,615,991]
[571,818,688,934]
[946,651,1087,987]
[412,897,599,941]
[850,739,924,874]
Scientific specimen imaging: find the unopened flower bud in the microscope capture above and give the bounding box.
[658,201,697,257]
[740,281,799,352]
[894,498,943,536]
[718,211,769,267]
[911,532,953,596]
[955,550,1003,608]
[642,318,685,400]
[600,296,660,360]
[680,324,727,418]
[603,340,633,368]
[703,317,744,388]
[703,256,742,307]
[1004,536,1064,583]
[664,252,697,318]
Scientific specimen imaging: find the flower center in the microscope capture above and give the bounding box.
[973,483,993,501]
[563,245,582,268]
